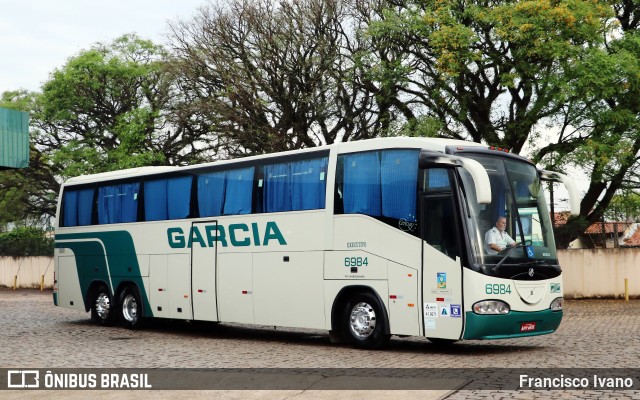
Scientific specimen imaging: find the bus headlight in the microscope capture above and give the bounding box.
[550,297,564,311]
[472,300,510,315]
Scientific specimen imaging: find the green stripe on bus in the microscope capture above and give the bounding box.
[463,309,562,340]
[55,231,153,318]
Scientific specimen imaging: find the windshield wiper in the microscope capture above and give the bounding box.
[491,240,533,273]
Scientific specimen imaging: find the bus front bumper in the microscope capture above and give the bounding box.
[462,309,562,340]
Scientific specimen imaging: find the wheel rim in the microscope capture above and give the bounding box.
[349,302,377,339]
[95,292,111,320]
[121,293,138,323]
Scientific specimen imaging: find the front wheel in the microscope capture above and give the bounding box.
[119,285,144,330]
[90,284,117,326]
[341,292,390,349]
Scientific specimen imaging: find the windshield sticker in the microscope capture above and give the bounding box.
[526,246,535,258]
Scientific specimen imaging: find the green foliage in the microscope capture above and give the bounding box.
[604,191,640,221]
[35,33,172,179]
[0,227,53,256]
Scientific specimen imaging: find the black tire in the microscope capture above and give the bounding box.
[341,292,390,349]
[118,285,144,330]
[90,284,117,326]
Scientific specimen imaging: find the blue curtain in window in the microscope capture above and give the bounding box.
[429,169,450,189]
[490,175,506,219]
[120,183,139,223]
[98,183,139,224]
[291,158,327,210]
[263,163,291,212]
[144,180,168,221]
[63,191,78,227]
[77,188,94,226]
[98,186,116,224]
[168,177,192,219]
[515,180,530,198]
[381,150,418,221]
[343,152,381,216]
[198,172,226,217]
[223,167,254,215]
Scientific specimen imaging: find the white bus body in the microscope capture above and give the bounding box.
[54,137,577,348]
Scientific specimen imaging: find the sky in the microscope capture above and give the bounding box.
[0,0,588,208]
[0,0,206,92]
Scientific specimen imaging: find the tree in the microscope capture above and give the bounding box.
[364,0,640,247]
[34,33,213,182]
[534,1,640,246]
[0,90,57,228]
[168,0,393,157]
[1,34,213,223]
[604,190,640,221]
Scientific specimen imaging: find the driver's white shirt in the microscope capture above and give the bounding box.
[484,227,515,254]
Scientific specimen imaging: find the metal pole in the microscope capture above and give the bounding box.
[625,278,629,302]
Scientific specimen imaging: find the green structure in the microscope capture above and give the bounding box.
[0,107,29,169]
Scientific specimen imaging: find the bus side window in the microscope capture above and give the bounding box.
[144,176,193,221]
[335,149,419,234]
[262,157,328,213]
[423,196,459,260]
[97,182,140,224]
[62,187,95,227]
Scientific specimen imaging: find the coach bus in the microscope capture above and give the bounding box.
[53,137,579,348]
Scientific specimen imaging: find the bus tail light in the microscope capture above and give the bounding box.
[472,300,510,315]
[550,297,564,311]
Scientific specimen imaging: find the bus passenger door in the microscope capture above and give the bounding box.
[420,193,464,340]
[191,221,219,321]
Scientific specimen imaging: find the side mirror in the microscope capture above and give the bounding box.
[539,170,580,216]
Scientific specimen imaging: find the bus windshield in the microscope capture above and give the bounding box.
[459,154,558,274]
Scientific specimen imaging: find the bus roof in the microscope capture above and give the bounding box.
[62,137,486,187]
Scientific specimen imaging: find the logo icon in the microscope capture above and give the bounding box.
[7,370,40,388]
[526,246,535,258]
[437,272,446,289]
[450,304,461,318]
[528,268,534,277]
[550,283,561,293]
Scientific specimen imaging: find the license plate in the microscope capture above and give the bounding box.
[520,322,536,332]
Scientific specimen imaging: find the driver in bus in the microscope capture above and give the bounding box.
[484,216,516,254]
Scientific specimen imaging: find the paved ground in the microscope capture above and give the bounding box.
[1,289,639,399]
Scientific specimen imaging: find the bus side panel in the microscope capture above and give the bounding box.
[149,254,169,318]
[56,254,86,312]
[387,262,420,336]
[253,251,325,329]
[422,245,463,340]
[324,251,387,280]
[218,252,254,324]
[167,253,192,320]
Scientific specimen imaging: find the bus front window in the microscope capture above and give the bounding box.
[458,154,559,278]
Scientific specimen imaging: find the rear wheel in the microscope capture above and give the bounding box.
[341,292,390,349]
[119,285,144,330]
[90,284,116,326]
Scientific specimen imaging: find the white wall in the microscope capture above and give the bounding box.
[0,256,54,289]
[1,250,639,298]
[558,248,640,299]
